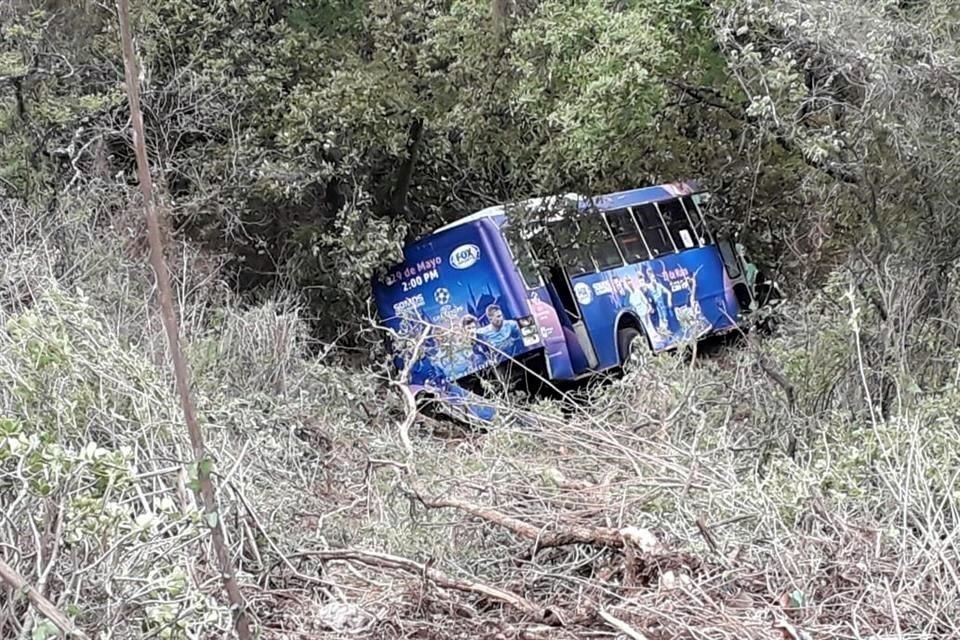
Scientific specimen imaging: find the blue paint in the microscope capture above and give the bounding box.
[373,218,549,422]
[569,246,741,370]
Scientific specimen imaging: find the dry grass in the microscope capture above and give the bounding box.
[2,195,960,639]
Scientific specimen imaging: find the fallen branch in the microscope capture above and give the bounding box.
[298,548,546,620]
[695,514,721,557]
[391,320,433,458]
[415,490,657,554]
[0,559,87,638]
[396,383,417,457]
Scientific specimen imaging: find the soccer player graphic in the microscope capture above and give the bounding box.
[460,314,488,369]
[640,264,674,343]
[478,304,523,356]
[625,275,659,341]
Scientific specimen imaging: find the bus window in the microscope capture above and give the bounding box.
[684,194,714,244]
[606,208,651,263]
[718,238,741,279]
[548,218,593,275]
[632,204,673,257]
[529,222,582,320]
[579,214,622,271]
[658,197,698,250]
[516,241,543,288]
[501,226,543,288]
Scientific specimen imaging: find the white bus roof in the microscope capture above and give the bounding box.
[431,193,581,234]
[429,181,704,235]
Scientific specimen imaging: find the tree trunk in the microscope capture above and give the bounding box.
[389,116,425,216]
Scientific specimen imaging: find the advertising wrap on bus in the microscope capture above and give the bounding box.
[569,245,741,368]
[372,220,543,421]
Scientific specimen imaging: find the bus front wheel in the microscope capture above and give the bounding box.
[617,326,648,372]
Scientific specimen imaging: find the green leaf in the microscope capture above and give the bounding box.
[32,619,58,640]
[198,456,214,477]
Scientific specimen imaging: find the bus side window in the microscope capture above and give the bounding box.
[579,214,622,270]
[633,204,673,256]
[680,196,710,244]
[548,219,592,275]
[514,240,543,288]
[501,225,544,288]
[658,197,698,250]
[684,194,713,245]
[528,230,556,277]
[606,208,650,263]
[530,225,581,319]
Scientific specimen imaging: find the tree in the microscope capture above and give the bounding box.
[6,0,749,334]
[714,0,960,290]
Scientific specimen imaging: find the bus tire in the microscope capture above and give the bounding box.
[617,326,647,371]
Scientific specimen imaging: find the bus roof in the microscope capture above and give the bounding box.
[431,180,704,235]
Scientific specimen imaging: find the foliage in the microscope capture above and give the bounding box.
[0,197,400,637]
[1,0,782,331]
[4,0,960,637]
[0,285,225,638]
[715,0,960,285]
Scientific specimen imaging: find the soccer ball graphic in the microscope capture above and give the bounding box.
[434,288,451,305]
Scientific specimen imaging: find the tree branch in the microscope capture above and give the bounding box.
[114,1,252,638]
[598,608,650,640]
[297,548,547,619]
[413,489,660,556]
[668,78,862,186]
[0,558,87,638]
[389,115,425,215]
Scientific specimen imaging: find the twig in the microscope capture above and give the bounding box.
[113,2,252,638]
[396,383,417,457]
[297,548,546,620]
[227,480,341,596]
[0,558,87,638]
[19,499,68,640]
[695,514,721,557]
[598,608,650,640]
[393,320,432,458]
[754,353,796,411]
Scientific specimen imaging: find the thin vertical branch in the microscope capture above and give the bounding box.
[113,1,252,638]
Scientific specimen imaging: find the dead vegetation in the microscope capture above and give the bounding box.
[240,324,960,640]
[4,188,960,639]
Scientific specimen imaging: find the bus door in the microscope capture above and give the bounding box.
[529,220,600,370]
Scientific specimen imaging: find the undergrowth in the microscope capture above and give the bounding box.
[3,195,960,638]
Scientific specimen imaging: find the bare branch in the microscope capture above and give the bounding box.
[113,1,252,638]
[297,548,547,619]
[598,609,651,640]
[0,559,87,639]
[414,488,662,555]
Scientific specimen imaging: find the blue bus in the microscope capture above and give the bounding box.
[372,180,764,423]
